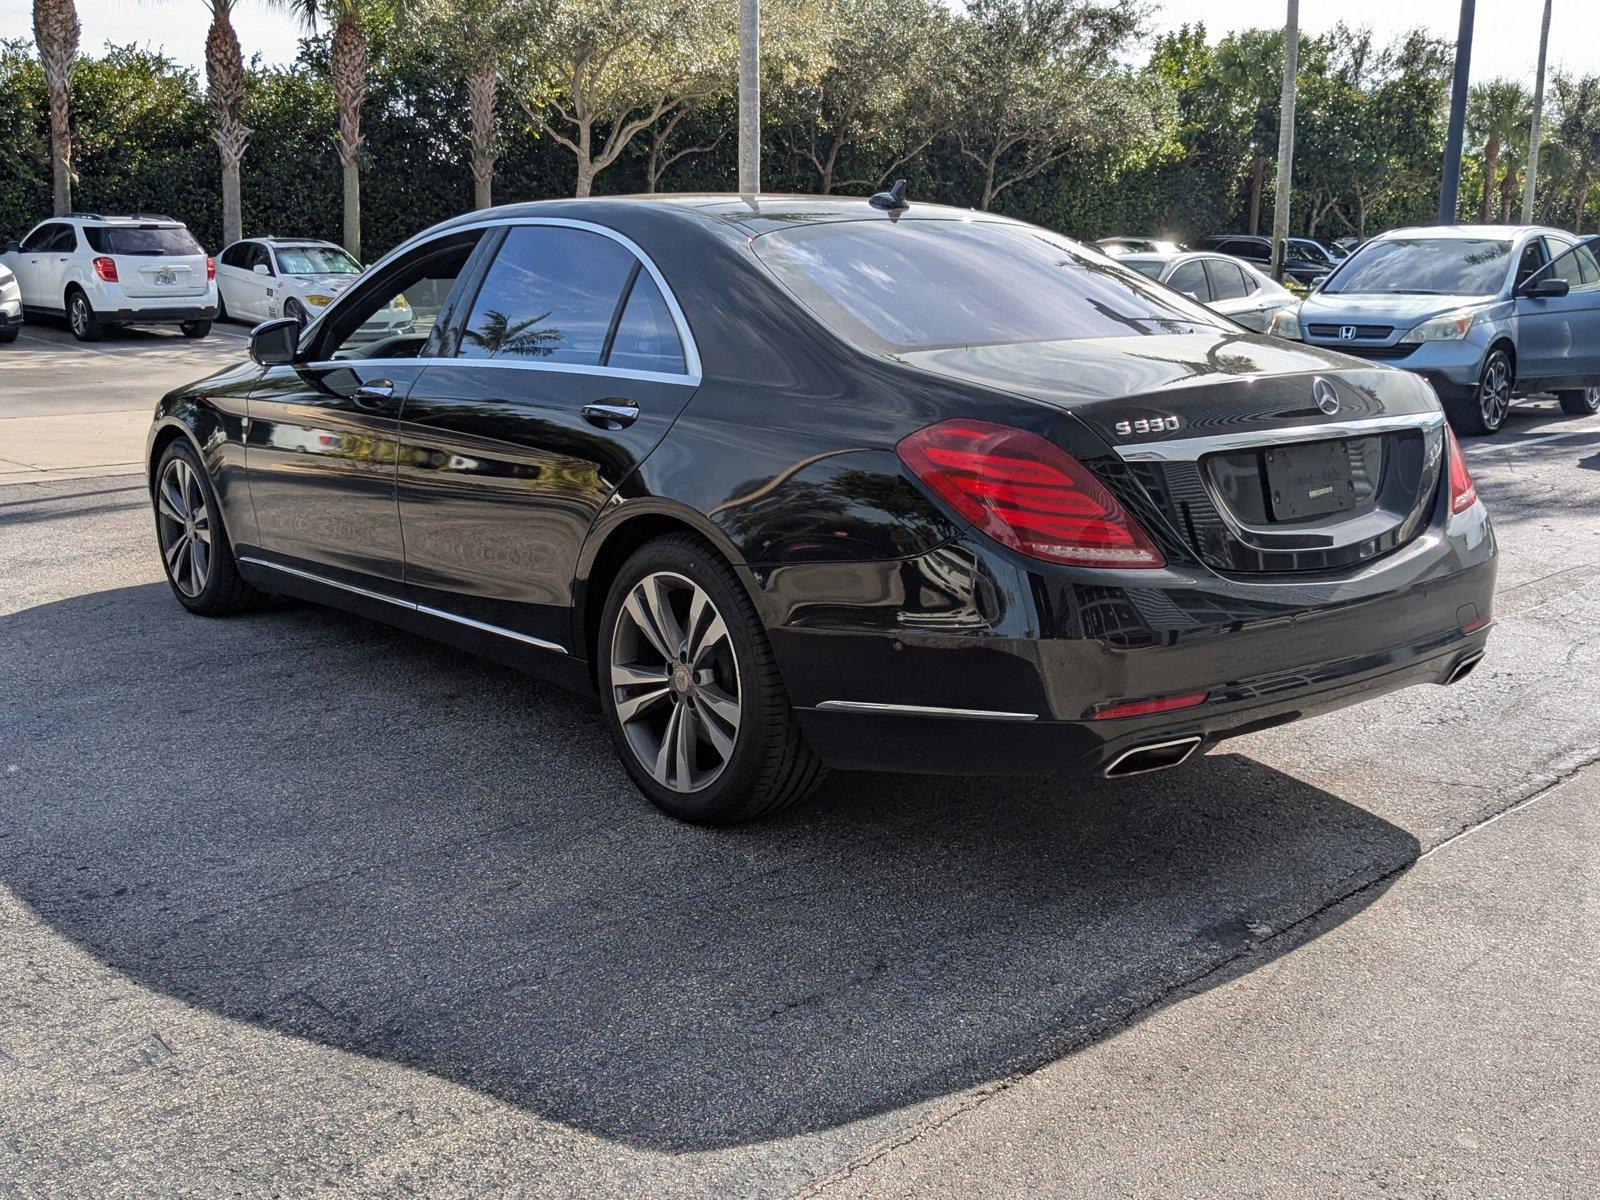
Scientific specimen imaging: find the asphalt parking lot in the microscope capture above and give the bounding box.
[2,322,1598,1197]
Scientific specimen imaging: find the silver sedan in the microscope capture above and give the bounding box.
[1116,251,1298,333]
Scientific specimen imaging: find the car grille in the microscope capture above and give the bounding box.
[1306,324,1394,339]
[1315,343,1417,361]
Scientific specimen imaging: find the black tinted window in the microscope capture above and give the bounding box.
[21,224,58,252]
[220,242,250,268]
[1125,260,1164,279]
[1206,258,1251,300]
[84,225,203,256]
[1541,242,1600,291]
[460,226,635,364]
[1167,260,1210,301]
[606,272,686,374]
[1325,238,1513,296]
[754,220,1226,354]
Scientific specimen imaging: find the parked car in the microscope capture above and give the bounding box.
[1095,236,1187,257]
[1115,250,1297,332]
[0,213,215,341]
[1271,225,1600,435]
[0,262,19,343]
[216,237,366,325]
[1198,235,1335,286]
[147,195,1495,824]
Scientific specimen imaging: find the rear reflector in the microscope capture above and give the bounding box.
[1445,426,1477,514]
[897,419,1166,568]
[92,256,118,283]
[206,256,215,281]
[1092,691,1208,721]
[1460,612,1492,635]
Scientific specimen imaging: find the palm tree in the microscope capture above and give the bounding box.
[32,0,80,215]
[202,0,251,246]
[1468,79,1532,224]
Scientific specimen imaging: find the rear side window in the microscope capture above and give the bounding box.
[754,220,1226,354]
[1167,260,1210,301]
[220,242,250,268]
[606,272,686,374]
[459,226,636,364]
[1206,258,1251,300]
[85,225,203,256]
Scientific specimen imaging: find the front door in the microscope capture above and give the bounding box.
[1203,257,1267,330]
[243,230,483,591]
[396,223,700,651]
[1516,239,1600,389]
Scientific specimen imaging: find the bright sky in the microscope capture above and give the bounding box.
[1,0,1596,83]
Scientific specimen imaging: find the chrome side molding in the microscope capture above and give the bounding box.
[237,557,567,655]
[814,700,1038,721]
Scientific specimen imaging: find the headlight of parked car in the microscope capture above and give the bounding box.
[305,294,334,307]
[1399,309,1479,343]
[1267,306,1302,340]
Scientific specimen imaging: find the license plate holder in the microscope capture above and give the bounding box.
[1264,440,1356,521]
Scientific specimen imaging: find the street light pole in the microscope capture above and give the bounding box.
[1269,0,1298,283]
[738,0,760,198]
[1522,0,1553,223]
[1439,0,1476,224]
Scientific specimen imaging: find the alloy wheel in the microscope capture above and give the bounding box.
[70,296,88,337]
[155,457,212,598]
[1478,356,1511,430]
[609,571,742,793]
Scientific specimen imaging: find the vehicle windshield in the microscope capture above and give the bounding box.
[1324,237,1513,296]
[754,220,1228,353]
[276,246,360,275]
[84,225,203,257]
[1289,240,1333,264]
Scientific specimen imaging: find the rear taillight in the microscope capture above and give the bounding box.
[1445,427,1478,514]
[896,419,1166,568]
[92,256,117,283]
[206,256,215,280]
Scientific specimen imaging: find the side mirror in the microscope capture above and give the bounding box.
[3,240,18,254]
[1309,275,1326,292]
[252,263,272,276]
[249,317,301,367]
[1521,276,1569,299]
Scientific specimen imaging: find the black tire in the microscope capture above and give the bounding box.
[1556,386,1600,416]
[284,299,308,325]
[180,319,212,338]
[66,288,102,342]
[1445,347,1513,436]
[215,288,229,322]
[597,533,826,824]
[152,440,258,616]
[0,324,18,344]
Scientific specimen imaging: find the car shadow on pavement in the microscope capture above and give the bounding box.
[0,583,1419,1152]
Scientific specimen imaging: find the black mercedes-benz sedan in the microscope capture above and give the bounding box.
[146,195,1496,823]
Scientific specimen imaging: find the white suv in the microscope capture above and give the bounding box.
[0,213,217,341]
[0,263,20,344]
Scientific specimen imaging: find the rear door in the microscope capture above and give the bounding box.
[216,241,253,317]
[1202,256,1265,329]
[87,224,209,300]
[1516,238,1600,388]
[1165,259,1212,306]
[396,221,701,650]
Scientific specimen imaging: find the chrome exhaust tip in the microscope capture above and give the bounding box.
[1103,735,1203,779]
[1444,651,1484,686]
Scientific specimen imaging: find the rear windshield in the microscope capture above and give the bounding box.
[1124,260,1165,279]
[276,245,360,275]
[753,220,1229,353]
[1325,237,1513,296]
[85,225,204,257]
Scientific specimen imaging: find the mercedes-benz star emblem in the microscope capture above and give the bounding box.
[1313,378,1340,415]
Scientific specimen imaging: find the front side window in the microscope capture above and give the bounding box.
[276,245,360,276]
[459,226,636,364]
[1534,241,1600,292]
[754,220,1227,354]
[1325,238,1513,297]
[316,234,478,360]
[21,224,58,252]
[84,225,203,256]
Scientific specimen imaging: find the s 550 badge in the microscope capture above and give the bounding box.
[1114,415,1181,437]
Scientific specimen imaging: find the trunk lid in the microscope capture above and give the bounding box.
[87,223,210,299]
[900,332,1447,575]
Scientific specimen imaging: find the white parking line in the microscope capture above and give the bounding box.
[18,331,121,359]
[1464,431,1593,455]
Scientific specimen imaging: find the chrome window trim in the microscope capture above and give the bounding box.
[298,356,699,389]
[238,557,567,654]
[1113,411,1445,463]
[815,700,1039,722]
[316,215,702,384]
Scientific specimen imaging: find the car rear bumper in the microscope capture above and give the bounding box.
[101,304,218,325]
[757,509,1496,779]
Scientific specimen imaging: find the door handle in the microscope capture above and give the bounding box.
[353,379,394,408]
[582,400,640,430]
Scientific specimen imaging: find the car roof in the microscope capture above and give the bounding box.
[1375,224,1565,241]
[61,214,185,227]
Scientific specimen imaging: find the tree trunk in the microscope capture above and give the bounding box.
[33,0,80,216]
[1479,138,1499,223]
[467,62,497,210]
[575,163,595,198]
[330,11,367,259]
[1247,155,1267,236]
[1498,170,1517,223]
[205,3,250,247]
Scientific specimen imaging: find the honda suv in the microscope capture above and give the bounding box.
[0,213,216,341]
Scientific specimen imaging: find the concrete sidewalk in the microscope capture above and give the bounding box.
[817,767,1600,1198]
